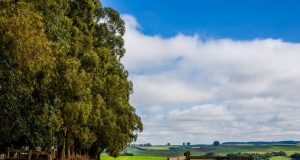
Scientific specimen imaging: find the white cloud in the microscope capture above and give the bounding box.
[121,14,300,144]
[131,75,215,106]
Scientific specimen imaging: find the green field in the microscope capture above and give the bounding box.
[269,156,291,160]
[127,144,300,156]
[101,156,166,160]
[101,156,292,160]
[102,144,300,160]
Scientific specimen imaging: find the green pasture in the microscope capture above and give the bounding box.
[124,146,187,157]
[202,144,300,155]
[269,156,291,160]
[141,146,171,150]
[102,144,300,160]
[101,155,292,160]
[122,144,300,156]
[101,156,166,160]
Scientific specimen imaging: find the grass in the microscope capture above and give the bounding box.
[269,156,291,160]
[195,144,299,156]
[142,146,171,150]
[124,146,188,157]
[102,144,300,160]
[101,156,166,160]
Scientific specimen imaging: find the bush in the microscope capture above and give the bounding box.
[291,153,300,160]
[121,152,134,156]
[213,141,220,146]
[205,152,216,156]
[227,151,287,160]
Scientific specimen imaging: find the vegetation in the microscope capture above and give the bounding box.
[101,156,166,160]
[213,141,220,146]
[0,0,142,159]
[204,152,216,156]
[102,145,300,159]
[227,151,287,160]
[269,156,290,160]
[291,153,300,160]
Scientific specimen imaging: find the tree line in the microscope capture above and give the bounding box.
[0,0,143,159]
[227,151,287,160]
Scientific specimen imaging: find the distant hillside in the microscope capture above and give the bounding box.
[222,141,300,145]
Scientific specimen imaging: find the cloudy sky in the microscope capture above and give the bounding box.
[102,0,300,144]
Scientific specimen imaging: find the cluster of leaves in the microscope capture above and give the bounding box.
[291,153,300,160]
[227,151,287,160]
[138,143,152,147]
[120,152,134,156]
[213,141,220,146]
[0,0,142,159]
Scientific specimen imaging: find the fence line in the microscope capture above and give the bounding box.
[3,148,53,160]
[0,154,5,160]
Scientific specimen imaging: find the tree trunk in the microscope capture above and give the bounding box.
[28,150,32,160]
[71,140,75,158]
[96,151,102,160]
[66,134,70,160]
[59,128,67,160]
[60,138,65,160]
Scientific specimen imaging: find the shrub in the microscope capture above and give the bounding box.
[291,153,300,160]
[205,152,216,156]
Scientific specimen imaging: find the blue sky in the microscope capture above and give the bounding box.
[101,0,300,145]
[102,0,300,42]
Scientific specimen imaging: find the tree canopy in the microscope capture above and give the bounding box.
[0,0,142,159]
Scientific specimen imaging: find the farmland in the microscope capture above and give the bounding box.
[101,144,300,160]
[101,156,166,160]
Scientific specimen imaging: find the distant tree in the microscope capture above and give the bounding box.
[291,153,300,160]
[213,141,220,146]
[205,152,216,156]
[227,151,287,160]
[144,143,152,147]
[274,151,287,156]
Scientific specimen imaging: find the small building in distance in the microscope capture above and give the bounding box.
[183,142,185,146]
[167,143,171,146]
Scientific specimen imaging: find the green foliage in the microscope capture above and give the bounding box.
[291,153,300,160]
[101,156,166,160]
[117,145,299,158]
[213,141,220,146]
[205,152,216,156]
[227,151,287,160]
[0,0,142,158]
[0,1,55,148]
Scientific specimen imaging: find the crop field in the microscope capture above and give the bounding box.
[102,144,300,160]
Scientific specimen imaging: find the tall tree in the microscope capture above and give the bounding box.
[0,1,55,149]
[0,0,143,159]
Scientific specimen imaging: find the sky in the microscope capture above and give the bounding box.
[101,0,300,145]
